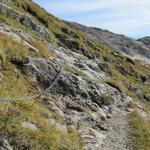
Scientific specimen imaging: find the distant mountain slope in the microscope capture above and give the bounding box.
[67,22,150,62]
[138,36,150,48]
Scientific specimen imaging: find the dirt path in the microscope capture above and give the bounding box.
[100,109,133,150]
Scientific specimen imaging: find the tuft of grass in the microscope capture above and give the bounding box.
[0,33,30,64]
[127,101,137,109]
[129,111,150,150]
[63,65,88,78]
[105,79,127,93]
[100,94,114,106]
[32,39,55,59]
[0,47,6,69]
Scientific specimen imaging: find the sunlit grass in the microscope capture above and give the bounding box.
[129,111,150,150]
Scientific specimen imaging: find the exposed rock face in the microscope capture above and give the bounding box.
[0,3,52,38]
[0,23,39,52]
[24,57,60,86]
[79,128,106,150]
[23,56,119,107]
[0,139,13,150]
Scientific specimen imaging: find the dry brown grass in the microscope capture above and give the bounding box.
[32,39,55,59]
[0,100,83,150]
[129,111,150,150]
[0,32,29,63]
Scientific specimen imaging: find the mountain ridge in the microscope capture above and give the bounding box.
[66,21,150,64]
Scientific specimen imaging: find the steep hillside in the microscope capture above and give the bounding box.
[67,22,150,64]
[0,0,149,150]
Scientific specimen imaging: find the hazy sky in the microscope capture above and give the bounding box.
[33,0,150,38]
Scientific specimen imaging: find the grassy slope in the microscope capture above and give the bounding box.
[129,111,150,150]
[0,0,149,149]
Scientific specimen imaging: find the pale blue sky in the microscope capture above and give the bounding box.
[33,0,150,38]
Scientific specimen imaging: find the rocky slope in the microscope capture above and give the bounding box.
[138,36,150,48]
[67,22,150,64]
[0,0,149,150]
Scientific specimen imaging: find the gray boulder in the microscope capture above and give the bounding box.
[0,139,13,150]
[22,122,39,130]
[24,57,60,88]
[97,62,109,73]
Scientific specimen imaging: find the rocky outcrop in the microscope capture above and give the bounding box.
[0,23,39,52]
[23,56,117,107]
[0,139,13,150]
[138,36,150,48]
[23,54,132,150]
[0,3,52,38]
[24,57,60,87]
